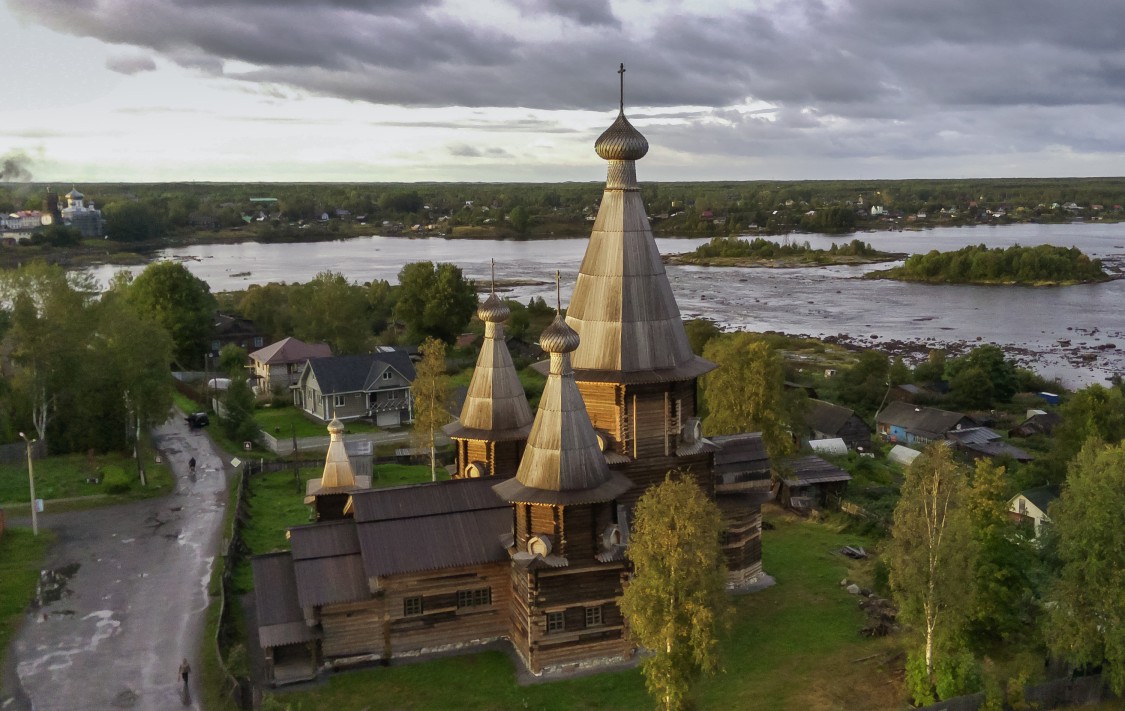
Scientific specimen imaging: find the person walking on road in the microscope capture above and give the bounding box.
[188,457,196,474]
[179,658,191,694]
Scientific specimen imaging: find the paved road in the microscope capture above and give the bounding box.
[4,414,229,711]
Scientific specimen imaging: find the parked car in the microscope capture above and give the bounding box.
[186,412,210,429]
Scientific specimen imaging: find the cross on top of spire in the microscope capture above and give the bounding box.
[618,63,625,114]
[490,258,496,295]
[555,270,562,314]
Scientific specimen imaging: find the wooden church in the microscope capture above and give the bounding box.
[252,77,773,684]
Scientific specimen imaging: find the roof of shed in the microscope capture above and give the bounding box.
[251,552,319,648]
[777,455,853,487]
[805,399,859,436]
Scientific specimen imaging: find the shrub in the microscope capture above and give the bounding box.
[101,465,132,494]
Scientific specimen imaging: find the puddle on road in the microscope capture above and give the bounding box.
[163,531,181,541]
[31,563,80,609]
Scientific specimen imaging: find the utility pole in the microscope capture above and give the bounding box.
[18,432,38,536]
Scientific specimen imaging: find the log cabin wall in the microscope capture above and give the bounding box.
[321,598,385,659]
[509,561,631,674]
[716,498,764,585]
[611,451,713,509]
[377,562,511,658]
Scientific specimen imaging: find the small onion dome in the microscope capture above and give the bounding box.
[477,292,510,324]
[540,314,580,354]
[327,418,345,436]
[595,112,649,161]
[67,188,83,199]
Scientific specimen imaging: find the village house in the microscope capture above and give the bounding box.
[803,399,872,451]
[773,455,852,512]
[210,312,266,360]
[1008,486,1058,538]
[875,401,976,445]
[945,426,1034,463]
[252,93,773,683]
[294,348,415,426]
[248,337,332,393]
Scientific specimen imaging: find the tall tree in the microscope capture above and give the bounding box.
[619,472,730,711]
[395,261,476,344]
[701,333,796,459]
[0,262,93,446]
[125,261,216,367]
[888,443,975,705]
[218,343,249,376]
[410,338,450,481]
[1045,439,1125,694]
[291,271,372,354]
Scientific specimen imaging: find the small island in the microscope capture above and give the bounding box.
[665,236,904,268]
[864,243,1111,286]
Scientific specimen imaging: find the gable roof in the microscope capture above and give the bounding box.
[711,432,771,480]
[805,399,859,436]
[777,455,853,487]
[877,401,975,439]
[251,552,319,648]
[348,477,505,523]
[288,522,369,608]
[947,427,1034,462]
[250,336,332,365]
[1019,486,1059,514]
[304,349,416,394]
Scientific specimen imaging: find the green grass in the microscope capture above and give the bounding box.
[172,391,202,415]
[268,506,903,710]
[371,462,448,488]
[0,440,174,507]
[254,406,381,439]
[0,527,56,681]
[201,469,243,711]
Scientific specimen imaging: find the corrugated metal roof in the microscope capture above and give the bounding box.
[356,507,511,577]
[252,552,316,648]
[778,455,852,487]
[289,520,360,560]
[877,401,975,439]
[711,432,771,484]
[809,438,848,456]
[349,477,505,523]
[294,554,369,608]
[945,426,1000,446]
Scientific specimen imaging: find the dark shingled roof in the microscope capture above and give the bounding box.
[777,455,853,487]
[877,401,976,440]
[349,477,504,523]
[357,507,511,577]
[251,552,319,649]
[1021,486,1059,514]
[947,427,1034,462]
[804,399,857,436]
[711,433,771,486]
[290,520,360,560]
[304,349,416,395]
[293,554,369,608]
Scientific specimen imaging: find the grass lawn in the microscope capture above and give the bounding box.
[0,528,56,676]
[0,438,174,508]
[254,406,381,439]
[268,506,904,710]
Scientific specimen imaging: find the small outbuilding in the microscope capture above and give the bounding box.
[1008,486,1058,538]
[803,399,872,451]
[774,455,852,512]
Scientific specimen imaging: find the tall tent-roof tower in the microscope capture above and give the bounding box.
[447,262,534,479]
[565,63,713,382]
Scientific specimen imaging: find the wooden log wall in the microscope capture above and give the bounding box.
[321,599,385,659]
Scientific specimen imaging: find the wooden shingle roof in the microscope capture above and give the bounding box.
[777,456,853,487]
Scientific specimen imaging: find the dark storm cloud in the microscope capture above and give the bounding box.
[12,0,1125,163]
[105,54,157,75]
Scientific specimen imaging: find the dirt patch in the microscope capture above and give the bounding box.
[31,562,80,609]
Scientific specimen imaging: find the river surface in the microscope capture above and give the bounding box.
[85,223,1125,388]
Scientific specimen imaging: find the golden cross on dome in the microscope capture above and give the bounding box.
[555,270,562,314]
[490,258,496,295]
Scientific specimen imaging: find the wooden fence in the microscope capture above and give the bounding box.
[0,439,46,466]
[918,674,1117,711]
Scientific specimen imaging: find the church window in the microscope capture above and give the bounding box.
[585,606,603,627]
[403,596,423,616]
[457,587,491,609]
[547,611,565,633]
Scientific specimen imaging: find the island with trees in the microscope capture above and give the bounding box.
[666,236,903,268]
[865,244,1111,286]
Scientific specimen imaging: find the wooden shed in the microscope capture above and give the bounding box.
[774,455,852,512]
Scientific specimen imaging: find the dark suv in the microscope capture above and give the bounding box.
[186,412,210,429]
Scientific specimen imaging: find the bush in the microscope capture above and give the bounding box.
[101,465,132,494]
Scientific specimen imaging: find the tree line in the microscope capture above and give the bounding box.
[872,244,1108,285]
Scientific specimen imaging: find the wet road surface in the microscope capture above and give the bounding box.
[4,414,229,711]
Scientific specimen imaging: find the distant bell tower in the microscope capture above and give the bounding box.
[43,188,61,225]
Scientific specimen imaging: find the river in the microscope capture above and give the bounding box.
[85,222,1125,389]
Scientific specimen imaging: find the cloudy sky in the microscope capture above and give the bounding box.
[3,0,1125,183]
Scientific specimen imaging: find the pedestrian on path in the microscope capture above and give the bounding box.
[179,658,191,694]
[188,457,196,474]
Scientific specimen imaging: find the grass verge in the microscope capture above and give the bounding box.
[267,505,903,710]
[254,406,381,439]
[0,528,56,686]
[200,468,242,711]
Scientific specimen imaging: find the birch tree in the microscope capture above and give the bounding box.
[619,473,730,711]
[410,337,450,481]
[888,443,975,704]
[1045,439,1125,694]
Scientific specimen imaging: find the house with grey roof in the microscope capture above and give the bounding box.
[946,427,1034,463]
[803,399,872,451]
[1008,486,1058,538]
[876,401,976,445]
[774,455,852,511]
[293,348,415,426]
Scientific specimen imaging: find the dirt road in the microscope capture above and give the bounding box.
[3,413,229,710]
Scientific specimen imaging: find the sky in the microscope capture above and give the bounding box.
[3,0,1125,183]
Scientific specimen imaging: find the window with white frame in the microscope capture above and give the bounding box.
[585,606,603,627]
[334,394,346,407]
[547,611,565,633]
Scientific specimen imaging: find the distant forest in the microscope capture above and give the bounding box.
[868,244,1109,285]
[3,176,1125,243]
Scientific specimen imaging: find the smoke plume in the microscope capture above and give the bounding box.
[0,151,34,182]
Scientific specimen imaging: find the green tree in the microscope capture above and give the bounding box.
[378,191,423,214]
[125,261,216,367]
[619,472,730,711]
[220,376,259,446]
[947,345,1018,403]
[291,271,371,354]
[966,459,1039,647]
[950,366,995,410]
[103,200,167,242]
[218,343,249,376]
[410,338,450,481]
[701,333,796,459]
[683,318,721,356]
[836,350,891,416]
[507,205,530,235]
[1045,439,1125,694]
[395,262,477,344]
[888,444,975,704]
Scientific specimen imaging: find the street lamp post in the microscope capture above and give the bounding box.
[18,432,38,536]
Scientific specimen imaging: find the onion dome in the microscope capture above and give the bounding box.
[326,417,344,436]
[539,314,580,354]
[67,187,83,199]
[595,112,649,161]
[476,292,510,324]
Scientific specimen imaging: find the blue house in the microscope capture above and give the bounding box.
[875,401,976,445]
